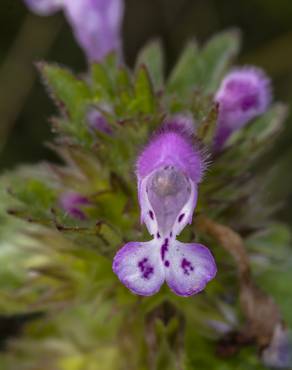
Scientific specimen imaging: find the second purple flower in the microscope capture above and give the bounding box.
[214,67,272,151]
[23,0,124,62]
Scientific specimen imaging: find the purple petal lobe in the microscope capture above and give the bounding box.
[113,241,165,296]
[165,241,217,297]
[24,0,63,15]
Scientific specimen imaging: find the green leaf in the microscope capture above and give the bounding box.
[167,40,199,95]
[90,52,120,101]
[227,103,288,163]
[40,63,91,120]
[167,30,240,97]
[246,223,292,325]
[239,103,287,143]
[136,40,164,90]
[91,63,114,100]
[133,65,156,114]
[39,63,94,145]
[114,67,134,116]
[201,29,241,93]
[192,93,219,144]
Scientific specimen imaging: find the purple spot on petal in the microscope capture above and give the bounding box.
[178,214,185,223]
[157,232,161,239]
[170,231,173,238]
[181,258,194,275]
[161,238,169,261]
[138,258,154,280]
[149,210,154,220]
[164,260,170,267]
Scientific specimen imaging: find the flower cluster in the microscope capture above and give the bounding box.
[113,119,217,296]
[23,0,124,62]
[20,1,275,307]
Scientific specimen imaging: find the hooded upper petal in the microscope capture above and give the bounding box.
[137,120,204,184]
[136,120,205,237]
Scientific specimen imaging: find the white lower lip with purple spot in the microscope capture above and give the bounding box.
[113,238,216,297]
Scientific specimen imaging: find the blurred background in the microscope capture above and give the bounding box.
[1,0,292,218]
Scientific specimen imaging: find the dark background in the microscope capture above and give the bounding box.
[1,0,292,223]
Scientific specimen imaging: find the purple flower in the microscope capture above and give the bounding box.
[23,0,124,62]
[214,67,272,151]
[87,108,113,135]
[113,119,217,296]
[60,191,90,220]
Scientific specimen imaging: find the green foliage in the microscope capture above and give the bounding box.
[167,30,240,97]
[246,224,292,326]
[135,40,164,90]
[0,31,291,370]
